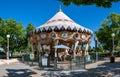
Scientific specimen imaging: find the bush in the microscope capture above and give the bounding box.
[10,52,22,58]
[114,51,120,57]
[0,51,6,59]
[89,52,110,57]
[0,51,5,54]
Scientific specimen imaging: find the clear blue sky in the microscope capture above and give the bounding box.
[0,0,120,47]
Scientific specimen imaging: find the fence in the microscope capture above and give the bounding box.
[21,53,108,71]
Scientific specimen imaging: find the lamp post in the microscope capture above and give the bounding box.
[110,33,115,63]
[6,34,10,60]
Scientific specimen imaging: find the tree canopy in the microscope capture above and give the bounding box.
[0,18,35,56]
[26,23,35,33]
[0,18,25,53]
[25,23,35,52]
[95,12,120,51]
[59,0,120,8]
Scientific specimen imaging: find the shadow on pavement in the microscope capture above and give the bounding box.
[41,62,120,77]
[4,69,37,77]
[41,71,98,77]
[87,62,120,77]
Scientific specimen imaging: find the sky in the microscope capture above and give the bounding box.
[0,0,120,47]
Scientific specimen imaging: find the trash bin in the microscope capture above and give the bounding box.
[42,57,48,67]
[22,54,24,62]
[110,56,115,63]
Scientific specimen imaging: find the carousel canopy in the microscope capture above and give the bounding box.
[34,8,92,34]
[54,44,70,49]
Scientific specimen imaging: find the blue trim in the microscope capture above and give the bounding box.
[61,26,65,30]
[83,29,86,32]
[38,29,41,32]
[67,26,71,30]
[73,27,77,31]
[78,28,82,32]
[54,26,59,30]
[42,28,46,32]
[48,27,52,31]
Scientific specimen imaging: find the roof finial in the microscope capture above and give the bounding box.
[59,5,62,12]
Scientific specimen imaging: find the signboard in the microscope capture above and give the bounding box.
[30,53,34,61]
[42,57,48,66]
[87,55,91,62]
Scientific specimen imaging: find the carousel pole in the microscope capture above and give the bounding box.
[83,44,86,69]
[94,36,98,62]
[38,42,42,68]
[30,44,34,66]
[74,41,79,59]
[54,39,59,70]
[81,34,86,69]
[84,43,89,69]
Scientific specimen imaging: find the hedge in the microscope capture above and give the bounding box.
[89,52,110,57]
[89,52,120,57]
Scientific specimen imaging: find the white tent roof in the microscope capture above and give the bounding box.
[54,44,69,49]
[36,8,92,33]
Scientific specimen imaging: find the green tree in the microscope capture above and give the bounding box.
[0,17,2,22]
[0,18,25,56]
[97,44,103,52]
[12,23,35,53]
[95,12,120,52]
[59,0,120,8]
[26,23,35,33]
[25,23,35,52]
[88,45,93,52]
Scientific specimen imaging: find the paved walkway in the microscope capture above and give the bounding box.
[0,58,19,65]
[0,58,120,77]
[38,58,120,77]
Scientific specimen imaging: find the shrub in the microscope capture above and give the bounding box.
[10,52,22,58]
[89,52,110,57]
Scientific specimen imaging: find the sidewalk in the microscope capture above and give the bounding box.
[0,58,19,65]
[38,58,120,77]
[0,58,120,77]
[86,57,120,69]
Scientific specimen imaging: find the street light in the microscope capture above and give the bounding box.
[110,33,115,63]
[6,34,10,61]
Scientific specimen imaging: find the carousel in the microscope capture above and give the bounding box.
[28,8,93,62]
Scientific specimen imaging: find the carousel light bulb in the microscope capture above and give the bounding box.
[81,34,86,40]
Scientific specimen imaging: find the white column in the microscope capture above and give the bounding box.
[74,41,79,58]
[84,43,89,56]
[55,40,59,57]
